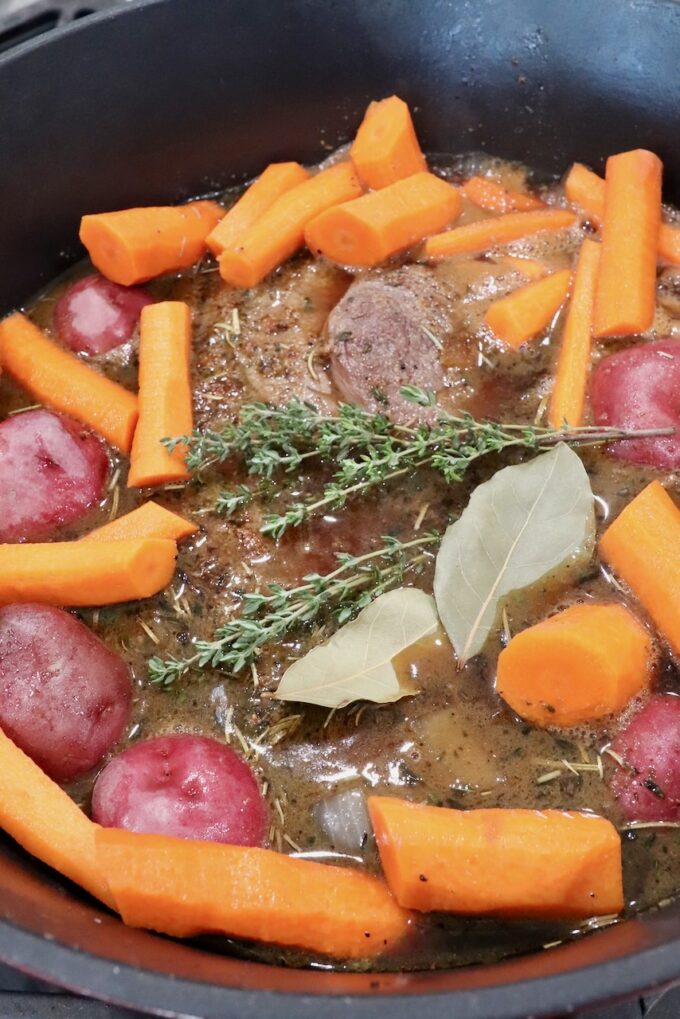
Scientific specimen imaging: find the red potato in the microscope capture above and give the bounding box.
[591,340,680,469]
[0,409,108,543]
[0,603,131,782]
[608,695,680,821]
[92,734,268,846]
[54,274,154,355]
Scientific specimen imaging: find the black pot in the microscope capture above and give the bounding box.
[2,0,680,1015]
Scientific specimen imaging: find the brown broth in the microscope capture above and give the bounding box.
[3,152,680,971]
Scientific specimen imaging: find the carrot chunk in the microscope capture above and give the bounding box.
[0,538,176,606]
[350,95,427,189]
[496,603,651,727]
[593,150,662,338]
[368,797,623,919]
[127,302,193,488]
[0,313,138,452]
[0,727,113,906]
[461,176,545,214]
[95,827,411,959]
[80,200,223,286]
[659,224,680,264]
[564,162,606,224]
[304,172,461,268]
[424,208,576,259]
[566,161,680,266]
[484,269,572,349]
[206,162,310,255]
[218,163,363,288]
[600,481,680,657]
[82,501,197,543]
[549,238,600,428]
[495,255,548,280]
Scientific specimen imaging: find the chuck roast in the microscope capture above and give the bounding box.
[327,267,453,423]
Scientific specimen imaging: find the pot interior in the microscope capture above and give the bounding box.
[2,0,680,1015]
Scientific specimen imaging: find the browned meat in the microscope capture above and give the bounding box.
[189,259,350,423]
[326,267,453,423]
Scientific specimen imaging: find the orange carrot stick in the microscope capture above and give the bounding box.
[218,163,363,288]
[496,255,548,280]
[304,172,461,268]
[0,727,113,906]
[350,95,427,189]
[0,313,138,452]
[549,238,600,428]
[0,538,176,606]
[96,827,411,959]
[496,603,651,727]
[368,797,624,919]
[484,269,572,349]
[592,149,662,338]
[82,501,197,543]
[127,302,193,488]
[659,224,680,264]
[600,481,680,657]
[461,176,545,214]
[424,208,576,259]
[566,161,680,266]
[206,163,310,255]
[80,200,223,286]
[564,162,606,223]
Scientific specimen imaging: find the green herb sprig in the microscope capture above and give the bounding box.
[167,387,671,540]
[148,532,438,687]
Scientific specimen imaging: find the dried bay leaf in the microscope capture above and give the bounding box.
[433,443,595,665]
[274,587,439,708]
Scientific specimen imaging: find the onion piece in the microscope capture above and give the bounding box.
[314,788,371,853]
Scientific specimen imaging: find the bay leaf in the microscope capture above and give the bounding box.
[433,443,595,665]
[274,587,439,708]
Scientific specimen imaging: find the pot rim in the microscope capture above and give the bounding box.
[1,905,680,1018]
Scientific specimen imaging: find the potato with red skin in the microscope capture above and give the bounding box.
[0,409,108,542]
[591,340,680,469]
[54,274,154,355]
[608,695,680,821]
[0,603,131,782]
[92,735,268,846]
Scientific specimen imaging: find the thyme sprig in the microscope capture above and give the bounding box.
[168,386,672,539]
[154,392,674,686]
[148,532,438,686]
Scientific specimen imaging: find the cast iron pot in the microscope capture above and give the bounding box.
[2,0,680,1014]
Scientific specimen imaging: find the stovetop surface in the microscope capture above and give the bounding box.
[0,960,138,1017]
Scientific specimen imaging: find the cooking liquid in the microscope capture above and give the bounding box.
[2,152,680,970]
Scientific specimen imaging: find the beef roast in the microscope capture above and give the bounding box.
[327,268,451,423]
